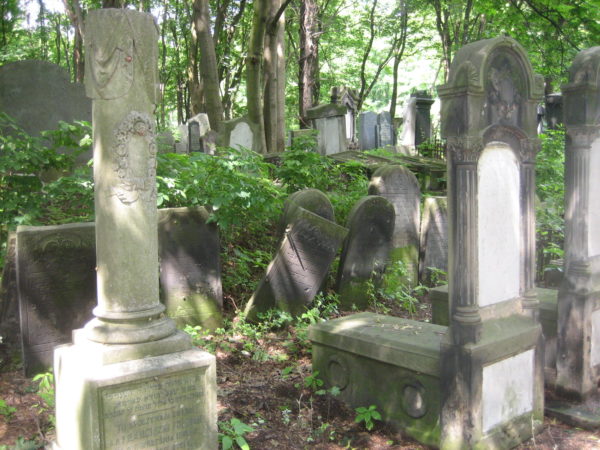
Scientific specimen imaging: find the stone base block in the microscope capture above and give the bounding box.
[546,392,600,429]
[309,312,445,447]
[54,333,217,450]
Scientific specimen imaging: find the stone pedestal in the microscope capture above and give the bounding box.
[412,91,434,147]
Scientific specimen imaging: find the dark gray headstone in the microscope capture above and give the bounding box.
[278,188,335,238]
[158,207,223,330]
[336,196,395,309]
[359,111,378,150]
[188,121,202,152]
[0,60,92,165]
[0,233,19,346]
[369,165,421,284]
[16,223,97,375]
[245,208,347,320]
[376,111,394,148]
[412,91,435,147]
[419,196,448,285]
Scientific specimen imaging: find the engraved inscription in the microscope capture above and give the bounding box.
[101,370,205,449]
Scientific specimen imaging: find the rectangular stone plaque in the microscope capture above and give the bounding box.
[419,196,448,284]
[482,349,534,432]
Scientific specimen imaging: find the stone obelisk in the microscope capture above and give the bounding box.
[53,9,216,449]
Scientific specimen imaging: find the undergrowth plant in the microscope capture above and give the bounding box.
[354,405,382,431]
[219,417,254,450]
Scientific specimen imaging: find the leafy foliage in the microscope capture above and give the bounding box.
[354,405,382,431]
[219,417,254,450]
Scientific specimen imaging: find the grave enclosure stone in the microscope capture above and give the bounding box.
[336,196,395,310]
[376,111,394,148]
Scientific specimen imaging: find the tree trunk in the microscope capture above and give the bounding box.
[62,0,85,82]
[298,0,318,128]
[192,0,224,131]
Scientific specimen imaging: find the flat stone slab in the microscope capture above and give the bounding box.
[546,393,600,430]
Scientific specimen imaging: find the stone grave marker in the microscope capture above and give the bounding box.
[188,113,211,152]
[336,196,395,309]
[158,206,223,330]
[419,196,448,285]
[218,117,259,152]
[306,103,348,155]
[369,164,420,285]
[0,233,18,345]
[399,96,417,148]
[53,10,216,449]
[16,223,96,376]
[376,111,394,148]
[412,91,435,147]
[278,188,335,238]
[245,207,347,321]
[359,111,378,150]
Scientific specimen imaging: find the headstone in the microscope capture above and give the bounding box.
[16,223,96,376]
[336,196,395,309]
[418,196,448,285]
[359,111,378,150]
[368,165,420,285]
[53,10,216,450]
[187,113,211,153]
[412,91,435,147]
[331,87,358,143]
[176,122,189,153]
[555,46,600,404]
[399,96,417,148]
[200,130,218,155]
[0,233,19,349]
[156,130,175,153]
[230,121,253,150]
[545,93,563,130]
[218,117,259,152]
[376,111,394,148]
[278,188,335,238]
[306,103,348,155]
[0,60,92,165]
[245,207,347,321]
[158,207,223,330]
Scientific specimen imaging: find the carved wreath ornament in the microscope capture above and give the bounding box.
[112,111,157,205]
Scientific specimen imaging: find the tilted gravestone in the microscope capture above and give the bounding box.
[53,10,216,450]
[369,164,420,285]
[306,103,348,155]
[245,207,347,321]
[336,196,395,310]
[376,111,394,148]
[310,37,545,448]
[0,60,92,165]
[418,196,448,285]
[16,223,96,376]
[358,111,378,150]
[278,188,335,238]
[158,207,223,330]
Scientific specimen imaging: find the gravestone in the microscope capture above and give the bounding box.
[245,207,347,321]
[158,207,223,330]
[376,111,394,148]
[336,196,395,309]
[188,113,211,152]
[545,93,563,130]
[399,96,417,148]
[419,196,448,285]
[551,46,600,423]
[278,188,335,238]
[53,10,216,450]
[0,60,92,165]
[306,103,348,155]
[16,223,96,376]
[412,91,435,147]
[218,117,259,152]
[368,164,420,285]
[359,111,378,150]
[331,86,358,144]
[310,37,545,449]
[0,233,19,348]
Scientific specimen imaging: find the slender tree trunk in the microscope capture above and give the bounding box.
[298,0,318,128]
[62,0,85,82]
[188,2,202,117]
[193,0,224,131]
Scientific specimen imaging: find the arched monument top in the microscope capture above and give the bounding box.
[566,46,600,87]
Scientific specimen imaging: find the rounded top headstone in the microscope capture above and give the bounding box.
[567,46,600,86]
[278,189,335,237]
[368,165,420,196]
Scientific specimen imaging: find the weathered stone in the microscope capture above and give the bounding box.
[245,208,347,320]
[376,111,394,148]
[399,97,416,148]
[358,111,377,150]
[412,91,435,147]
[0,60,92,165]
[369,164,420,285]
[306,103,347,155]
[336,196,395,310]
[278,188,335,238]
[545,93,563,130]
[418,196,448,285]
[218,117,259,152]
[158,207,223,330]
[0,233,18,346]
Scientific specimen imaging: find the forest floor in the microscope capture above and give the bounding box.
[0,298,599,449]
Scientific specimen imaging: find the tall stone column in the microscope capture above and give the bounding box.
[53,10,217,449]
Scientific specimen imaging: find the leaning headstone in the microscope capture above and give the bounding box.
[278,188,335,238]
[245,207,347,321]
[158,207,223,330]
[306,103,348,155]
[369,164,420,285]
[16,223,96,376]
[0,60,92,165]
[336,196,395,309]
[376,111,394,148]
[53,10,216,450]
[419,196,448,285]
[359,111,378,150]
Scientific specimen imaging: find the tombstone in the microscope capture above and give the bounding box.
[53,10,216,450]
[399,96,417,148]
[187,113,211,153]
[218,117,260,152]
[156,130,175,153]
[0,60,92,166]
[359,111,378,150]
[412,91,435,147]
[545,93,563,130]
[200,130,218,155]
[336,196,395,310]
[245,207,347,321]
[376,111,394,148]
[158,207,223,330]
[310,37,544,448]
[549,46,600,424]
[306,103,348,155]
[176,122,189,153]
[331,86,358,144]
[368,165,420,285]
[278,188,335,238]
[418,196,448,285]
[16,223,96,376]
